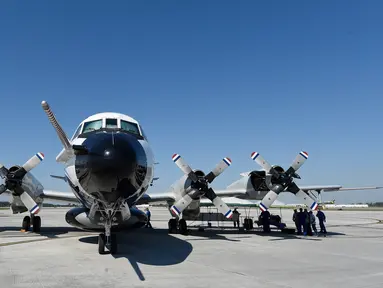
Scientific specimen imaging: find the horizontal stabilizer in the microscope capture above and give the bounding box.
[50,175,67,182]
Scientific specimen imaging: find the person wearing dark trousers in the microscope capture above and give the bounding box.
[293,209,301,235]
[145,207,152,228]
[232,208,240,228]
[260,210,271,233]
[309,211,318,236]
[298,208,306,235]
[316,208,327,236]
[304,209,312,236]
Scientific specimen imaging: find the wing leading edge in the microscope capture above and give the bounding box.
[299,185,383,192]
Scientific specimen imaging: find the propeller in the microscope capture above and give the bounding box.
[0,153,45,215]
[251,151,318,211]
[170,154,233,219]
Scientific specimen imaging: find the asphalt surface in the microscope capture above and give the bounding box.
[1,207,383,288]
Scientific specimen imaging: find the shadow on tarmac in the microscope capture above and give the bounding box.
[79,228,193,281]
[0,226,86,239]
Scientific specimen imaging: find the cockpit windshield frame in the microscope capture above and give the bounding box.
[75,117,145,140]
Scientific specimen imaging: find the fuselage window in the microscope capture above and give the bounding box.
[106,118,118,129]
[82,119,102,134]
[121,120,140,136]
[71,124,82,140]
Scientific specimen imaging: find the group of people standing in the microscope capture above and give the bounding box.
[293,207,327,236]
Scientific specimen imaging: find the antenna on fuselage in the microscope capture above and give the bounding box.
[41,101,72,152]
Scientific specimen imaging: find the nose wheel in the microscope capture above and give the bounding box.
[98,233,117,254]
[98,216,118,255]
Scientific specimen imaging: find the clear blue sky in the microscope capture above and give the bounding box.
[0,1,382,204]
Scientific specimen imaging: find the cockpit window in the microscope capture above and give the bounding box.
[121,120,140,135]
[106,118,118,129]
[140,127,149,141]
[71,124,82,140]
[83,119,102,133]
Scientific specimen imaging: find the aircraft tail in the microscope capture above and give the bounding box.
[41,101,72,151]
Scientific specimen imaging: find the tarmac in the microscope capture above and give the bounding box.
[1,207,383,288]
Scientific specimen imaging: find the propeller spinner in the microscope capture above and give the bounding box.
[251,151,318,211]
[170,154,233,219]
[0,153,45,215]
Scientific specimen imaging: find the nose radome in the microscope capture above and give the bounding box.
[75,132,148,203]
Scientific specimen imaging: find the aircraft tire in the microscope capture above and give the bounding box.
[98,234,106,254]
[32,216,41,233]
[179,219,187,235]
[168,219,177,233]
[22,216,31,231]
[243,218,250,230]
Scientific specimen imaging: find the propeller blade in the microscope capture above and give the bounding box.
[205,188,233,219]
[22,153,45,173]
[251,152,278,176]
[258,184,285,212]
[20,192,40,215]
[205,157,232,183]
[285,151,308,175]
[172,154,198,182]
[288,182,318,211]
[170,193,194,217]
[0,163,8,178]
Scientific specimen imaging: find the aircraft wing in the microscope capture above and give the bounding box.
[207,188,248,197]
[299,185,383,192]
[200,197,260,207]
[41,190,80,204]
[139,188,248,205]
[137,192,176,204]
[1,189,80,205]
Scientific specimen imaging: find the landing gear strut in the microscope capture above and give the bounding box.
[21,214,41,232]
[98,208,118,255]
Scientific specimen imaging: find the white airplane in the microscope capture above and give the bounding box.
[211,151,382,213]
[0,101,241,254]
[138,151,382,232]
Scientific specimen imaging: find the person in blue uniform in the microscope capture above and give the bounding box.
[292,209,301,234]
[316,207,327,236]
[145,207,152,228]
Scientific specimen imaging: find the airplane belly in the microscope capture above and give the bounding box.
[65,207,147,231]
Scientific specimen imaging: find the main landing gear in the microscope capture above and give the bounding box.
[22,214,41,233]
[168,218,188,235]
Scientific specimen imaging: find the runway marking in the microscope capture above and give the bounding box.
[0,233,94,247]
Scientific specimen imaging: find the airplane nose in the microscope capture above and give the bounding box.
[75,132,148,203]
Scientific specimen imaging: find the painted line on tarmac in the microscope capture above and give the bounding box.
[0,233,94,247]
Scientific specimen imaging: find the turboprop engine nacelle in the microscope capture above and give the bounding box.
[167,169,205,219]
[8,169,44,214]
[226,169,278,200]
